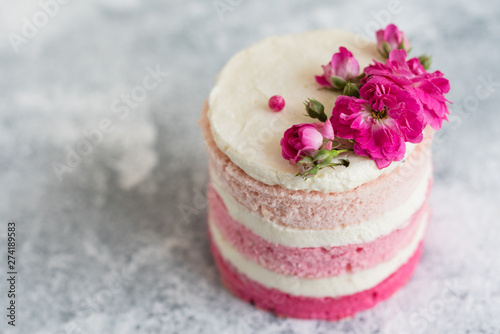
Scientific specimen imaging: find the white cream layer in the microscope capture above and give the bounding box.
[208,29,418,193]
[210,210,427,298]
[210,159,431,248]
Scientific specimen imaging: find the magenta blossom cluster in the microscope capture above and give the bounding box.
[280,24,451,174]
[332,48,450,169]
[364,50,450,130]
[332,77,424,168]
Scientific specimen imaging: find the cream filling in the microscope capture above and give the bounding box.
[210,159,430,248]
[210,210,427,298]
[208,29,418,193]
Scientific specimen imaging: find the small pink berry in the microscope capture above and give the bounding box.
[268,95,285,112]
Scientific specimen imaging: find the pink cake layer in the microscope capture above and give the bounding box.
[200,102,433,230]
[210,232,424,321]
[209,184,429,278]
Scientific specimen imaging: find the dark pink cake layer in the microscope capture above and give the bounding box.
[210,234,424,321]
[209,184,429,278]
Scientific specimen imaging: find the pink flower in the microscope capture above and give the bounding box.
[364,50,450,130]
[280,122,329,164]
[331,77,424,169]
[376,24,410,58]
[315,47,360,89]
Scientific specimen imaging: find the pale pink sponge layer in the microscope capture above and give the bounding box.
[209,184,429,278]
[210,233,424,321]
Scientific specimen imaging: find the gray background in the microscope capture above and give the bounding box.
[1,0,499,333]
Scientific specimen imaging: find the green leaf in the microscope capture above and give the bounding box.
[314,149,333,165]
[330,76,346,90]
[298,155,313,164]
[303,166,320,179]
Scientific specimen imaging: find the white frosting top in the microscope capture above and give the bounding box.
[208,29,417,193]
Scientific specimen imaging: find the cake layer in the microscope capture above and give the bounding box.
[210,171,431,247]
[209,183,428,278]
[201,103,433,230]
[211,232,424,321]
[207,29,420,193]
[208,210,427,298]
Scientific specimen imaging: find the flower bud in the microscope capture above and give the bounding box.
[280,123,323,164]
[376,24,410,58]
[343,82,360,97]
[304,98,327,122]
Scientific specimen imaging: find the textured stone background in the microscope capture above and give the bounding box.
[1,0,499,333]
